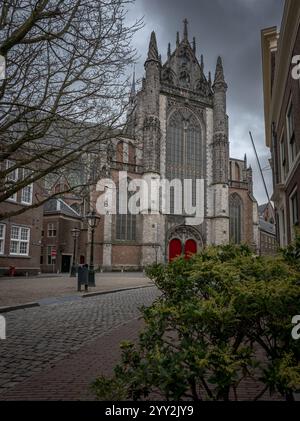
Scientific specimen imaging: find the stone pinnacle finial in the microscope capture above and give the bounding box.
[244,154,247,168]
[208,71,212,87]
[193,37,196,54]
[201,54,204,71]
[168,43,171,59]
[213,56,227,89]
[183,18,188,41]
[176,31,180,47]
[146,31,159,63]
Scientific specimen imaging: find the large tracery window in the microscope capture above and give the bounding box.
[116,181,136,241]
[166,108,203,214]
[229,193,243,244]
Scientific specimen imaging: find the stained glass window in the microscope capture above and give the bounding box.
[229,193,243,244]
[166,109,202,214]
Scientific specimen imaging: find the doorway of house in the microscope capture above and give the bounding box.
[61,255,71,273]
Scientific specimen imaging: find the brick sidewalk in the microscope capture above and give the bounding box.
[0,272,153,307]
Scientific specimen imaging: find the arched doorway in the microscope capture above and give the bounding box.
[184,239,197,259]
[169,238,182,262]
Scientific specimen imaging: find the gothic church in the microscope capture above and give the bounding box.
[92,20,259,270]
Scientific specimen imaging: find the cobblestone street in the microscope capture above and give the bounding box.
[0,272,153,307]
[0,286,159,399]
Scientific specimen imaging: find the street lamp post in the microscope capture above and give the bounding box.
[86,211,101,291]
[70,228,80,277]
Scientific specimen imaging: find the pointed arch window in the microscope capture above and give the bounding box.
[229,193,243,244]
[116,141,124,163]
[116,179,136,241]
[166,109,203,214]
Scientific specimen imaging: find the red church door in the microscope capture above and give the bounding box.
[169,239,182,262]
[184,239,197,260]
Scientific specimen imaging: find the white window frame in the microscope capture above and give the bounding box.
[10,225,30,256]
[47,223,57,238]
[20,168,33,205]
[0,223,6,255]
[6,160,18,202]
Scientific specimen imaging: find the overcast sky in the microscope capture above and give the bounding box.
[127,0,284,205]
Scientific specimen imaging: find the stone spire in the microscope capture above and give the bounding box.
[183,18,188,42]
[145,31,159,65]
[176,31,180,47]
[129,68,136,103]
[208,71,212,87]
[213,56,227,89]
[201,54,204,71]
[168,43,171,59]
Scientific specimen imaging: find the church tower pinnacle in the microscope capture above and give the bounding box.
[183,18,189,42]
[145,31,159,66]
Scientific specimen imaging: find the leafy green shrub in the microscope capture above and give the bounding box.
[92,240,300,401]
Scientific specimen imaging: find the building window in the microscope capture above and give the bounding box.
[128,143,136,166]
[290,189,299,228]
[116,141,124,163]
[0,224,6,254]
[229,193,243,244]
[47,223,57,237]
[280,133,288,182]
[116,183,136,241]
[47,246,56,265]
[166,109,202,214]
[286,100,297,166]
[10,225,30,256]
[6,160,18,202]
[20,168,33,205]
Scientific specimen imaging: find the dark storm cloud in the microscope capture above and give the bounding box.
[128,0,284,204]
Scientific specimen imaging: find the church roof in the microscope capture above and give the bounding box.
[159,19,213,97]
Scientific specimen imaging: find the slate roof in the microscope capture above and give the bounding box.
[259,217,276,235]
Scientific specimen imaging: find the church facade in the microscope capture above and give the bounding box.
[90,21,259,271]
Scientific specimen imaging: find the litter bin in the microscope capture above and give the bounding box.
[9,266,16,277]
[77,265,88,291]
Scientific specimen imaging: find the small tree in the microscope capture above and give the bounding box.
[92,241,300,401]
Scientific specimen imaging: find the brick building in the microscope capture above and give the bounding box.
[262,0,300,247]
[0,160,43,276]
[41,198,85,273]
[89,21,260,271]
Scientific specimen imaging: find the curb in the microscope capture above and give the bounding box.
[0,302,40,314]
[81,284,155,298]
[0,284,155,313]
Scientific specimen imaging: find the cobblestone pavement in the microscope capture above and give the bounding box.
[0,272,153,307]
[0,318,146,401]
[0,286,160,397]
